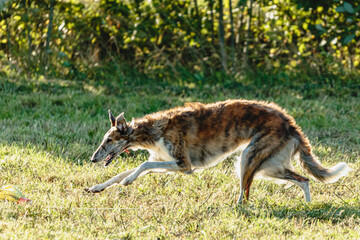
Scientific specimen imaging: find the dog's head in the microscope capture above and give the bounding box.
[90,110,134,166]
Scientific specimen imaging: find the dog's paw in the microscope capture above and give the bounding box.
[120,176,134,186]
[85,185,105,193]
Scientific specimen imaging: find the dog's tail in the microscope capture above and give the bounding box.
[298,136,351,183]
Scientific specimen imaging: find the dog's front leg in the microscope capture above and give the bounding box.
[120,161,182,186]
[86,169,135,193]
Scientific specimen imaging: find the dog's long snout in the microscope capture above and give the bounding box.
[90,149,101,163]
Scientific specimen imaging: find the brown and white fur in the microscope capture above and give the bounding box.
[87,99,351,204]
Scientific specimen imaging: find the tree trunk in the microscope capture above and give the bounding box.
[243,0,253,70]
[229,0,235,66]
[25,3,32,63]
[44,0,55,69]
[193,0,201,32]
[218,0,227,71]
[208,0,215,46]
[5,17,11,56]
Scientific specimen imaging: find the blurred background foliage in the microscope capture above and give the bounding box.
[0,0,359,85]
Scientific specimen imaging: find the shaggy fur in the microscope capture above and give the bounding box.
[86,99,351,204]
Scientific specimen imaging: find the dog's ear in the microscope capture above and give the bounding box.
[115,112,127,132]
[125,118,135,135]
[108,109,116,127]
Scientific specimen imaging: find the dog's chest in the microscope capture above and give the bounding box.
[147,138,173,161]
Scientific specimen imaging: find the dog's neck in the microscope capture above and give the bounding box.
[130,118,167,149]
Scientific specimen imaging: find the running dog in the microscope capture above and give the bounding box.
[86,100,350,204]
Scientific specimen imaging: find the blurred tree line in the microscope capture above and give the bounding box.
[0,0,359,83]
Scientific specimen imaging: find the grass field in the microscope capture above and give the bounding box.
[0,75,359,239]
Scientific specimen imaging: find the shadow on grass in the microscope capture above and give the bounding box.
[236,202,360,223]
[2,72,359,100]
[0,77,84,94]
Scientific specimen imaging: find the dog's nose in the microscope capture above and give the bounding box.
[90,152,99,163]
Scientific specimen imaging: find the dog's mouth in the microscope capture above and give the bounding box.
[104,154,115,166]
[104,148,130,166]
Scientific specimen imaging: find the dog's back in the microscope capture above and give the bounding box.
[141,100,301,168]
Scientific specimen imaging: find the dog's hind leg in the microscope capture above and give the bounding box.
[257,138,311,202]
[235,149,251,205]
[86,169,136,193]
[236,136,261,205]
[236,133,285,205]
[271,169,311,202]
[285,169,311,202]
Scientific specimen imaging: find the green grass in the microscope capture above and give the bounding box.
[0,75,359,239]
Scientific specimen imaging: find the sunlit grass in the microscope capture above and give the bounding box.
[0,76,359,239]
